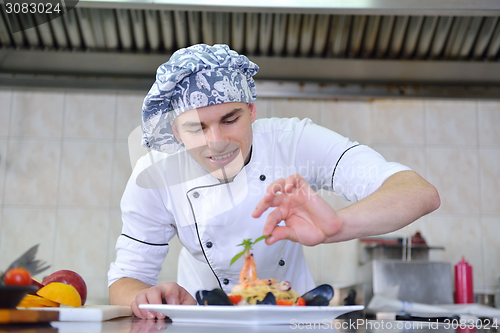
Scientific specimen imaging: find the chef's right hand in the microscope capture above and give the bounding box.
[253,173,342,246]
[131,282,197,319]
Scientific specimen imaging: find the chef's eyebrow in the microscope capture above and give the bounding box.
[180,121,203,127]
[180,108,243,127]
[220,108,243,121]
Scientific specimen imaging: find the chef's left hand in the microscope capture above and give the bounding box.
[252,174,342,246]
[130,282,196,319]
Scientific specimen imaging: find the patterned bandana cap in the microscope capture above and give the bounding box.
[141,44,259,153]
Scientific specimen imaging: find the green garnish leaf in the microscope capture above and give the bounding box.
[230,250,246,266]
[229,235,272,266]
[254,235,271,243]
[237,239,253,248]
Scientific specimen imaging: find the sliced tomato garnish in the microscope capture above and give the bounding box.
[295,297,306,306]
[228,295,242,305]
[276,300,294,306]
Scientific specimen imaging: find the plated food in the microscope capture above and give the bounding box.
[196,237,334,306]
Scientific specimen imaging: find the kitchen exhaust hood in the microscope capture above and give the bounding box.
[0,0,499,98]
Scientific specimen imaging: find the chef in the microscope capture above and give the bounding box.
[108,44,440,319]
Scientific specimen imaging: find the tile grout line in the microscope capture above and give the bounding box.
[0,89,13,256]
[368,99,373,147]
[1,204,112,210]
[476,100,483,216]
[476,100,487,290]
[52,90,68,267]
[318,99,323,126]
[1,89,14,209]
[4,136,126,143]
[105,92,119,278]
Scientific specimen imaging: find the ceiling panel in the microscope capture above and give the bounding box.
[0,2,499,95]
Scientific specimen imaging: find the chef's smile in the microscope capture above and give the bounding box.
[208,147,239,166]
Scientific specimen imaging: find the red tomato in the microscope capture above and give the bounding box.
[295,297,306,306]
[276,300,294,306]
[228,295,242,305]
[4,268,31,286]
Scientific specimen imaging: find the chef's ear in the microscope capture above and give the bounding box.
[172,120,183,143]
[248,103,257,123]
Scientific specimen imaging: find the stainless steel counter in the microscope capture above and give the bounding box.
[1,318,498,333]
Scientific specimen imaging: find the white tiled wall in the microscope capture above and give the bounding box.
[0,88,499,303]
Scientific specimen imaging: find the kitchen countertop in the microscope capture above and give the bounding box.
[1,318,498,333]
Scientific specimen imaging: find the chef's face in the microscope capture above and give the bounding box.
[172,102,257,182]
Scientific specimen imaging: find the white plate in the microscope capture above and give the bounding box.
[139,304,364,326]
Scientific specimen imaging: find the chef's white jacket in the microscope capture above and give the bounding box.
[108,117,410,297]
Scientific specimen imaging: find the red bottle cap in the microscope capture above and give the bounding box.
[458,256,470,265]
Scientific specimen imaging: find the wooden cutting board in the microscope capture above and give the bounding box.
[0,305,132,323]
[0,309,59,323]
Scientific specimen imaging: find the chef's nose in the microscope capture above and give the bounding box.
[205,127,228,151]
